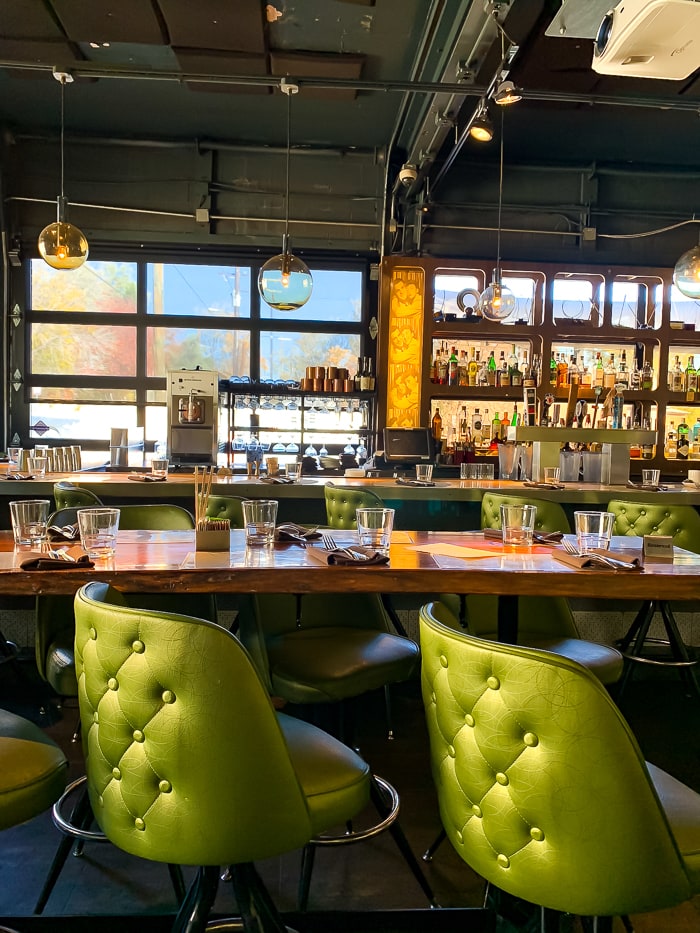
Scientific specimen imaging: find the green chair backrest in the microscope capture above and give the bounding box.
[53,482,103,510]
[607,499,700,553]
[74,581,313,867]
[324,483,385,530]
[481,492,571,534]
[419,601,693,918]
[116,503,195,530]
[205,495,248,528]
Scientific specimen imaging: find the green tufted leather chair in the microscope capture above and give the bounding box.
[471,493,623,686]
[34,502,217,914]
[72,581,433,929]
[419,600,700,925]
[204,494,248,528]
[53,482,103,510]
[607,499,700,698]
[324,483,385,528]
[0,709,67,833]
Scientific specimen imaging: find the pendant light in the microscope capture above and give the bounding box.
[673,237,700,299]
[258,78,313,311]
[479,108,516,322]
[37,71,89,270]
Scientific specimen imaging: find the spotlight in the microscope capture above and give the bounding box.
[493,80,522,105]
[469,103,494,142]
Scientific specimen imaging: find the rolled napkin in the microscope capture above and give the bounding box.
[1,473,36,481]
[626,480,668,492]
[553,550,642,571]
[128,473,166,482]
[48,523,80,542]
[275,523,322,542]
[395,477,436,487]
[482,527,564,544]
[306,545,389,566]
[20,546,94,570]
[522,481,566,491]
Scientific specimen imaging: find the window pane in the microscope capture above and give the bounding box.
[260,331,361,382]
[30,403,139,440]
[31,260,137,313]
[670,285,700,328]
[552,277,602,325]
[147,263,251,317]
[147,327,249,377]
[433,272,481,319]
[31,323,136,375]
[260,269,362,322]
[30,386,136,403]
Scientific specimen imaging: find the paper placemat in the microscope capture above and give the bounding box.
[411,543,497,559]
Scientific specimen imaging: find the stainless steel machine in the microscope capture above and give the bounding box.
[167,369,219,466]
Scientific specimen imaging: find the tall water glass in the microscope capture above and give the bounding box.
[77,508,121,559]
[574,511,614,554]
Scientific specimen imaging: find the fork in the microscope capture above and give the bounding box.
[321,533,369,561]
[562,538,626,569]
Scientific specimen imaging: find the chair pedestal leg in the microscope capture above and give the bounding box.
[421,827,446,861]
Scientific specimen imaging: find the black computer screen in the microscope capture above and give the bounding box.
[382,427,433,462]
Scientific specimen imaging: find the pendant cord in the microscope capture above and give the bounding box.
[495,106,504,284]
[284,87,291,245]
[60,76,65,202]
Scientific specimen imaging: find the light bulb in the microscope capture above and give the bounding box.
[258,251,313,311]
[479,281,516,322]
[37,220,89,270]
[673,245,700,299]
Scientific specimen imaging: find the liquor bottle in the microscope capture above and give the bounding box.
[477,351,489,386]
[491,411,501,439]
[471,407,482,440]
[686,356,698,397]
[594,352,604,388]
[579,355,591,388]
[460,405,469,442]
[603,353,616,390]
[670,355,684,393]
[611,385,624,429]
[437,348,448,385]
[568,355,580,386]
[617,350,629,389]
[481,408,491,441]
[510,405,520,427]
[549,352,557,387]
[692,415,700,444]
[431,408,442,441]
[641,358,653,390]
[487,350,497,386]
[666,422,677,458]
[677,416,690,459]
[630,361,642,391]
[498,351,510,387]
[430,347,439,384]
[467,347,479,386]
[367,357,375,390]
[448,346,459,386]
[556,353,568,388]
[355,356,363,391]
[458,350,469,387]
[509,346,522,387]
[360,357,371,391]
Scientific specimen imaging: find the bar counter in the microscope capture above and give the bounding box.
[2,469,700,531]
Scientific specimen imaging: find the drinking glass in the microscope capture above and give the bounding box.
[286,462,302,482]
[460,462,478,480]
[498,444,519,480]
[415,464,433,482]
[574,511,615,554]
[477,463,495,480]
[356,507,395,552]
[9,499,50,548]
[500,503,537,546]
[28,457,48,480]
[241,499,278,546]
[543,466,560,483]
[642,468,661,486]
[151,457,169,478]
[7,447,23,474]
[77,508,121,559]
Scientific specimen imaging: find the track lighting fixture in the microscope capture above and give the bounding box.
[493,80,522,105]
[468,102,494,143]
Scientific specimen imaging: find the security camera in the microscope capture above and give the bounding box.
[398,163,418,186]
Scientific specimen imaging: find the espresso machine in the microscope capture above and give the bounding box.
[167,369,219,466]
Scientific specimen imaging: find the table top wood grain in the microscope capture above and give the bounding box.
[0,530,698,601]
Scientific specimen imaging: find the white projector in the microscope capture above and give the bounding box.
[592,0,700,79]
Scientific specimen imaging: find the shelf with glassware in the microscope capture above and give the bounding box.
[220,384,376,472]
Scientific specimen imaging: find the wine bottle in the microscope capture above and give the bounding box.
[677,416,690,459]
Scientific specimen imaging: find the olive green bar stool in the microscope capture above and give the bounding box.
[72,582,435,931]
[607,499,700,700]
[420,601,700,930]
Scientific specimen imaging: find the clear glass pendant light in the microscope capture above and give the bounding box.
[37,71,89,270]
[479,108,515,322]
[258,79,313,311]
[673,242,700,299]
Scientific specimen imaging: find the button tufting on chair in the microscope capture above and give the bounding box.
[419,600,700,925]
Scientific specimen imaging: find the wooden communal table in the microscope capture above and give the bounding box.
[1,529,698,604]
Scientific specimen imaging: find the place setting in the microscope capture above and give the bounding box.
[305,508,394,566]
[553,512,643,571]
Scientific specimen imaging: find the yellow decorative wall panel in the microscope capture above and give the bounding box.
[386,266,424,427]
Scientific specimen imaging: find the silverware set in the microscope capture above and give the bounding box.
[561,538,636,570]
[321,533,370,561]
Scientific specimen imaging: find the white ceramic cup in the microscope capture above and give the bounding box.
[356,507,395,552]
[574,510,615,554]
[415,463,433,482]
[9,499,50,548]
[500,503,537,546]
[241,499,278,546]
[77,508,121,559]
